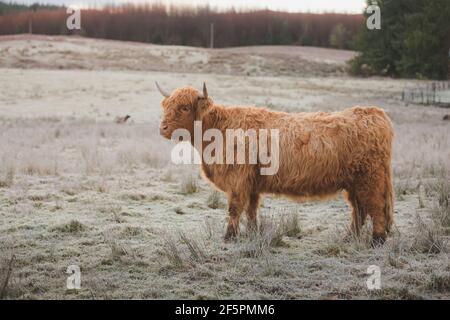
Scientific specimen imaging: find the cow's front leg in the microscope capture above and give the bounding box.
[245,193,260,234]
[224,191,246,241]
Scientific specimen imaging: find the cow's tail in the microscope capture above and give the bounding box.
[384,161,394,234]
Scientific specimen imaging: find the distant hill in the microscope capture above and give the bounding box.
[0,34,356,77]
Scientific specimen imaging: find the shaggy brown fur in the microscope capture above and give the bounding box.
[158,84,394,244]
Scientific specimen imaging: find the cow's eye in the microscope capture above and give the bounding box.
[179,105,190,112]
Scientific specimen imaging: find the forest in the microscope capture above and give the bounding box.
[0,2,363,49]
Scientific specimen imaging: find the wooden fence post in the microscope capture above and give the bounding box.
[209,23,214,49]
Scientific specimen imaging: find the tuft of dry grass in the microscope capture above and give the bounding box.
[0,253,16,300]
[394,178,414,201]
[0,165,15,188]
[385,231,409,268]
[180,174,199,194]
[104,234,136,262]
[319,223,372,257]
[411,213,446,254]
[369,287,423,300]
[409,167,450,254]
[432,173,450,234]
[160,232,209,269]
[206,191,224,209]
[120,192,147,201]
[179,232,207,264]
[52,220,86,233]
[98,204,126,224]
[203,217,215,240]
[427,273,450,293]
[279,211,302,237]
[121,225,143,237]
[161,235,185,269]
[238,212,302,258]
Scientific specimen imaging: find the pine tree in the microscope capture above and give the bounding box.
[350,0,450,79]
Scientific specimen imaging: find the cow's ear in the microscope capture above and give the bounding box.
[195,82,212,118]
[196,95,212,119]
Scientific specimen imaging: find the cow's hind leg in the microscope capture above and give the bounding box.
[245,193,260,234]
[224,191,247,241]
[355,168,390,246]
[344,189,367,237]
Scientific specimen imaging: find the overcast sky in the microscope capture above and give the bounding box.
[14,0,366,13]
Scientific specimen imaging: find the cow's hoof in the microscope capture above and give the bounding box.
[223,233,237,243]
[371,235,386,247]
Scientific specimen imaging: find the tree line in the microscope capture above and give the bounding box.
[0,2,362,49]
[0,1,59,15]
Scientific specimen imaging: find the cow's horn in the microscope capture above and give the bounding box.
[199,82,208,100]
[155,81,170,98]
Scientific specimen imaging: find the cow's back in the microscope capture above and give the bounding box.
[259,106,393,197]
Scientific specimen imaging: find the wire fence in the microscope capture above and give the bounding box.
[402,81,450,107]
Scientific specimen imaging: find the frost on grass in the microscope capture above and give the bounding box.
[236,211,302,258]
[51,220,86,234]
[0,164,14,188]
[180,174,199,194]
[206,191,225,209]
[0,248,22,300]
[1,64,450,299]
[160,232,208,269]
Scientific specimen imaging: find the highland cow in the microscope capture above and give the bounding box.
[157,82,394,245]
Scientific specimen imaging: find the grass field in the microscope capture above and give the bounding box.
[0,35,449,299]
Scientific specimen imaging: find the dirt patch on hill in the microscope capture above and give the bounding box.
[0,34,354,77]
